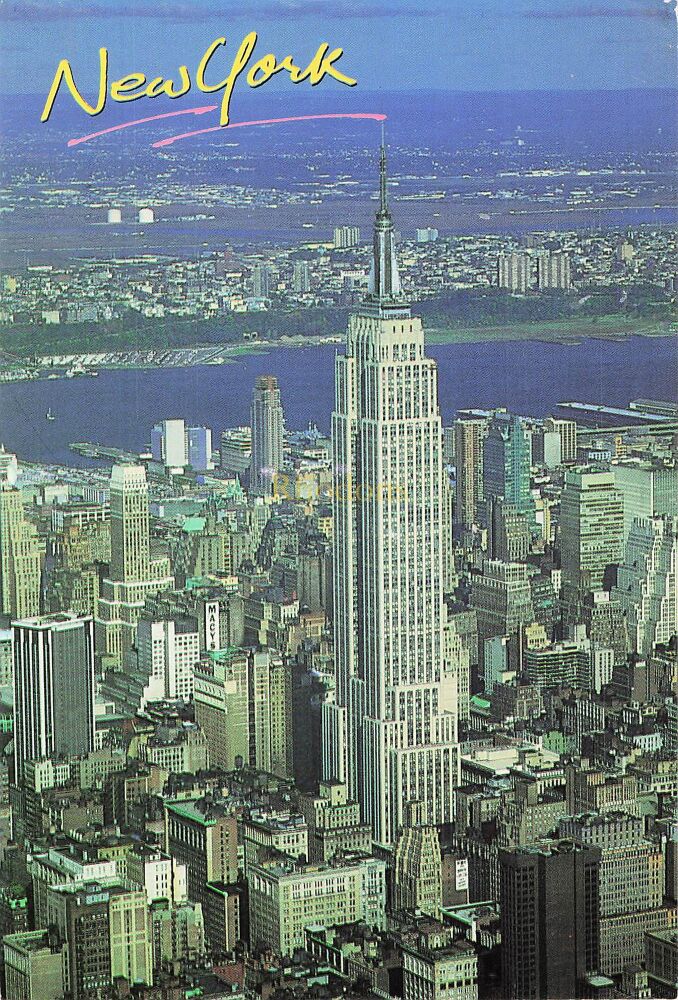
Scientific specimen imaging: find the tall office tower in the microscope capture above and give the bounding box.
[614,515,678,656]
[249,648,293,779]
[150,418,187,473]
[323,144,458,847]
[110,464,150,582]
[0,627,12,688]
[581,590,629,670]
[483,412,535,523]
[500,840,601,1000]
[443,621,470,724]
[487,495,531,563]
[219,427,252,476]
[560,469,624,600]
[292,260,311,293]
[194,647,292,778]
[613,459,678,545]
[470,560,535,671]
[95,465,173,666]
[533,425,562,469]
[194,648,250,770]
[186,426,213,472]
[454,416,489,530]
[252,262,271,298]
[333,225,361,249]
[537,250,572,290]
[250,375,284,496]
[544,416,577,464]
[12,613,95,783]
[0,484,41,621]
[497,251,530,293]
[416,227,439,243]
[170,509,235,586]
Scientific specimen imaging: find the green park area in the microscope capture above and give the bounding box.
[1,285,675,362]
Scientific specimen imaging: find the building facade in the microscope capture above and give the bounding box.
[323,145,458,846]
[12,613,95,783]
[250,375,284,496]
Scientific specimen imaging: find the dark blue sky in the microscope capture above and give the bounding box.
[0,0,676,101]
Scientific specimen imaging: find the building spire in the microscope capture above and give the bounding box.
[379,127,388,215]
[365,130,408,312]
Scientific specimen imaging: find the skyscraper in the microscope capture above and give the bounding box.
[333,225,361,249]
[150,418,187,473]
[544,416,577,464]
[252,263,271,298]
[45,879,152,1000]
[194,647,292,778]
[470,559,535,671]
[250,375,284,496]
[323,143,458,847]
[613,459,678,545]
[12,613,95,782]
[454,416,489,531]
[560,469,624,599]
[536,250,572,290]
[500,840,601,1000]
[614,515,678,656]
[497,251,530,293]
[0,483,41,621]
[95,465,173,665]
[110,464,150,583]
[292,260,311,293]
[483,411,534,523]
[186,425,213,472]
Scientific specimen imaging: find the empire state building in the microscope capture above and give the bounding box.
[323,144,459,847]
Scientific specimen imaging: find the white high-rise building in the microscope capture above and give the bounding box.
[0,446,18,486]
[560,469,624,599]
[95,465,174,666]
[614,516,678,656]
[497,251,530,293]
[323,144,458,847]
[536,251,572,290]
[151,418,187,473]
[137,617,200,706]
[613,460,678,545]
[333,226,361,249]
[0,483,41,621]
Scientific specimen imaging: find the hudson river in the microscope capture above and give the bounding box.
[1,336,676,466]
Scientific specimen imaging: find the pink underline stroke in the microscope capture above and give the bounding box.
[67,105,219,147]
[152,112,387,148]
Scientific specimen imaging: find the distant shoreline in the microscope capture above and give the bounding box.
[1,318,675,382]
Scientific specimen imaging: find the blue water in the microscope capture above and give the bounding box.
[1,335,676,467]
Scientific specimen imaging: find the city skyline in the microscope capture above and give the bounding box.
[0,4,677,996]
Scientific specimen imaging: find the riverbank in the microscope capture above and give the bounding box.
[1,317,674,380]
[427,316,676,346]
